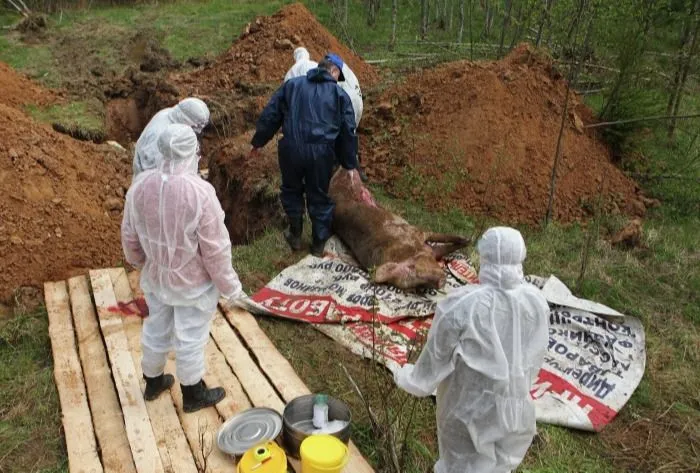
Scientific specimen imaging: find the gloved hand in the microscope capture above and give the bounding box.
[220,292,249,312]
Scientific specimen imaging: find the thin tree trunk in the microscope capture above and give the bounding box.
[667,0,699,137]
[458,0,465,42]
[498,0,514,58]
[482,0,494,38]
[390,0,398,50]
[546,4,593,225]
[669,15,700,138]
[450,0,455,30]
[344,0,349,26]
[535,0,553,48]
[421,0,429,39]
[469,0,474,58]
[511,0,537,49]
[600,0,655,120]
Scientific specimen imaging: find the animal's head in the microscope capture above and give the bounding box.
[374,253,446,290]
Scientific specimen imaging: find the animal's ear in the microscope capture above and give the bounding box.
[374,262,398,283]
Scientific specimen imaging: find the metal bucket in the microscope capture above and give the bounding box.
[282,394,351,458]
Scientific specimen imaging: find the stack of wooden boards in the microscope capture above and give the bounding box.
[44,268,375,473]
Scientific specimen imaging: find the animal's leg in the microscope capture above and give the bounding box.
[425,233,470,259]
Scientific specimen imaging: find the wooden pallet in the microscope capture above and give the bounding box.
[44,268,375,473]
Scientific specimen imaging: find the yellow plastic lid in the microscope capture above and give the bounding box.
[300,435,348,467]
[237,442,287,473]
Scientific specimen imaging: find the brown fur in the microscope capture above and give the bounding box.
[329,169,469,290]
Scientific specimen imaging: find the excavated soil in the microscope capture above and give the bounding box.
[0,65,131,301]
[361,45,648,224]
[0,61,58,109]
[174,3,379,93]
[207,131,285,244]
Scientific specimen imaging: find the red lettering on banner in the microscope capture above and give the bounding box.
[447,259,479,284]
[531,369,618,431]
[251,287,423,324]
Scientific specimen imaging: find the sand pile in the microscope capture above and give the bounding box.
[0,64,131,300]
[175,3,378,93]
[361,45,649,224]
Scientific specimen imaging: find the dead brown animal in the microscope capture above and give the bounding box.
[329,169,469,290]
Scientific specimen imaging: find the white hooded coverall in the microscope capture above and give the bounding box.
[133,97,210,177]
[284,47,318,82]
[338,64,363,126]
[122,124,243,386]
[395,227,550,473]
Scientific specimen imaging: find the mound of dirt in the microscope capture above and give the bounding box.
[0,102,131,301]
[175,3,379,92]
[207,131,284,244]
[362,45,648,224]
[0,61,57,109]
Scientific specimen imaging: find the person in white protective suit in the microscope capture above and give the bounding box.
[284,47,318,82]
[122,123,245,413]
[132,97,210,177]
[336,63,368,182]
[394,227,550,473]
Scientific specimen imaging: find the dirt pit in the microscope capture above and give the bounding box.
[174,2,379,92]
[207,131,285,244]
[361,44,648,224]
[0,66,132,301]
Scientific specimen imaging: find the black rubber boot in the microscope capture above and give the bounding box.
[143,373,174,401]
[181,380,225,413]
[284,218,303,251]
[310,239,327,257]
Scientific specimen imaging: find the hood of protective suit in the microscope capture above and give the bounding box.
[477,227,526,290]
[293,47,310,62]
[168,97,210,133]
[157,124,200,176]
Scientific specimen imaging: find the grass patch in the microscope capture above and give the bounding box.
[26,101,104,136]
[0,309,65,473]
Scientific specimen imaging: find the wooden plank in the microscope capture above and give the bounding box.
[204,342,252,420]
[44,280,104,473]
[222,307,311,400]
[209,312,302,472]
[89,269,165,473]
[222,307,375,473]
[166,358,236,473]
[110,268,199,473]
[67,276,136,473]
[209,311,285,413]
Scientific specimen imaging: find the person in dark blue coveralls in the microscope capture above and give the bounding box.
[249,53,359,257]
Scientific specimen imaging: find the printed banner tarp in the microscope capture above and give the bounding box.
[238,237,646,432]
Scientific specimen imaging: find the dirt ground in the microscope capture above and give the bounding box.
[360,44,650,224]
[0,65,131,301]
[0,61,58,108]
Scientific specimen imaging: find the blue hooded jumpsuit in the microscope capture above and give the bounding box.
[251,67,358,243]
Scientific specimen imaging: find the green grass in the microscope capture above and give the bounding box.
[0,309,66,473]
[26,101,104,135]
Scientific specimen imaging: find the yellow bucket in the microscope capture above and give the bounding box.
[300,435,349,473]
[237,441,287,473]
